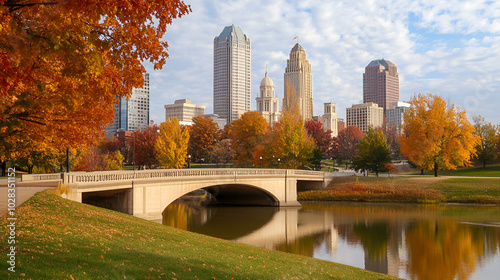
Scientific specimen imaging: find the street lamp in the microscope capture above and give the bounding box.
[188,155,191,168]
[260,156,263,168]
[278,158,280,169]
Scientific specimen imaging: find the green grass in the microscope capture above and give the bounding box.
[398,164,500,177]
[1,191,398,280]
[298,176,500,204]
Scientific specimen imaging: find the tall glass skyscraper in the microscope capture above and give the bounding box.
[213,25,251,124]
[105,73,150,138]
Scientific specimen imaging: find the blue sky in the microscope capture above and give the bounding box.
[144,0,500,125]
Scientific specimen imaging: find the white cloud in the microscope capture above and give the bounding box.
[145,0,500,125]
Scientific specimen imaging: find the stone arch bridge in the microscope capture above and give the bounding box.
[62,168,333,220]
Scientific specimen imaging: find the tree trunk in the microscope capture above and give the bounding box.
[434,163,438,177]
[483,160,486,168]
[420,169,424,175]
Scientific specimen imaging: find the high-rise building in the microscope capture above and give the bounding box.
[256,70,280,125]
[322,103,338,137]
[363,59,399,115]
[284,43,313,120]
[386,101,410,130]
[105,73,150,137]
[164,99,205,126]
[346,102,383,133]
[213,25,251,124]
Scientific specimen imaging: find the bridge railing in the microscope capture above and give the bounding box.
[62,168,326,184]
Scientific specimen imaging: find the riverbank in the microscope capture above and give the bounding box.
[298,176,500,204]
[1,191,397,279]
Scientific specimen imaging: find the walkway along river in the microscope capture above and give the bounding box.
[160,201,500,280]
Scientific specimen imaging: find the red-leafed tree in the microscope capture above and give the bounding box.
[305,120,333,157]
[134,124,159,168]
[333,126,364,168]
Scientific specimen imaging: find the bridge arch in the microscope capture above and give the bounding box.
[63,168,332,220]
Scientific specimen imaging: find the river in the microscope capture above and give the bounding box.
[161,201,500,280]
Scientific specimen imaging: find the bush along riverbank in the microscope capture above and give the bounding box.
[1,191,398,280]
[298,176,500,204]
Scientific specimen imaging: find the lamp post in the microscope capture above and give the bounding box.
[188,155,191,168]
[260,156,263,168]
[278,158,280,169]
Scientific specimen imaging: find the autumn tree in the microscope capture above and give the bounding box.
[231,111,268,166]
[188,116,219,162]
[333,126,364,168]
[210,139,235,166]
[305,120,334,158]
[472,115,499,168]
[352,127,392,176]
[400,94,479,176]
[134,124,159,168]
[0,0,190,162]
[155,118,189,169]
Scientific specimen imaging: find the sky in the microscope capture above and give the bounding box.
[143,0,500,125]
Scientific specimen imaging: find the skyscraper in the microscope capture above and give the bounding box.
[105,73,150,137]
[284,43,313,120]
[256,70,280,125]
[213,25,251,124]
[363,59,399,114]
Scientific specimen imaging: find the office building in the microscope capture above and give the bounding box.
[164,99,205,126]
[346,102,383,133]
[284,43,313,120]
[213,25,251,124]
[363,59,399,114]
[105,73,150,137]
[256,70,280,125]
[386,101,410,129]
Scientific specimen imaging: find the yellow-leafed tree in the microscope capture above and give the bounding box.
[155,118,190,169]
[400,93,479,176]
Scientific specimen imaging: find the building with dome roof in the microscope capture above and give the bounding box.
[256,70,280,125]
[213,25,251,124]
[284,43,313,121]
[363,59,399,115]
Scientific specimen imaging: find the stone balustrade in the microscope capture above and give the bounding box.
[62,168,326,184]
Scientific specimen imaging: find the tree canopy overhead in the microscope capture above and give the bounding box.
[0,0,190,160]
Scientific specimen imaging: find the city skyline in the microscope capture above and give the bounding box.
[143,0,500,125]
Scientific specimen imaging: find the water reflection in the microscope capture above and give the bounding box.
[162,202,500,280]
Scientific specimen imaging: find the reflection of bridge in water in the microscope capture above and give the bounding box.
[62,168,334,220]
[164,205,337,252]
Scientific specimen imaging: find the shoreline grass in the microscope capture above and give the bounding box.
[298,176,500,204]
[1,191,398,279]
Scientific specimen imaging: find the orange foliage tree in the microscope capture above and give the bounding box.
[231,111,268,166]
[400,94,479,176]
[188,116,219,162]
[0,0,190,161]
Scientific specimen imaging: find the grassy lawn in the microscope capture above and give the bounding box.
[1,191,397,280]
[299,176,500,204]
[397,164,500,177]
